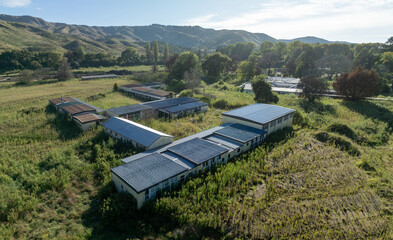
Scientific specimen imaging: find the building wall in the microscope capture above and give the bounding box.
[74,120,96,132]
[111,173,146,209]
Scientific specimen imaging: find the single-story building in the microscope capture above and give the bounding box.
[106,104,155,120]
[122,86,169,101]
[72,113,106,131]
[158,101,208,118]
[102,117,174,150]
[49,97,74,110]
[58,101,97,116]
[221,103,296,135]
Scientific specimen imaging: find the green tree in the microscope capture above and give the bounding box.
[201,52,231,77]
[380,51,393,72]
[298,76,328,102]
[119,47,139,66]
[251,75,278,103]
[145,42,152,64]
[183,67,201,90]
[316,54,352,80]
[170,52,199,80]
[153,40,159,64]
[57,58,73,81]
[333,66,380,100]
[163,44,169,63]
[237,59,256,81]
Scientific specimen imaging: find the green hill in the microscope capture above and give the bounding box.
[0,14,344,54]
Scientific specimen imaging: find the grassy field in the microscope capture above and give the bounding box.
[73,65,166,74]
[0,76,392,239]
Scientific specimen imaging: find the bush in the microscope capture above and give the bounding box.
[327,123,356,140]
[113,83,119,91]
[213,99,228,109]
[315,132,360,156]
[293,111,309,127]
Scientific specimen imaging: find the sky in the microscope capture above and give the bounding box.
[0,0,392,43]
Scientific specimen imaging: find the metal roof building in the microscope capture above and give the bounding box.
[214,123,265,143]
[142,97,198,110]
[102,117,173,150]
[222,104,295,125]
[111,153,188,194]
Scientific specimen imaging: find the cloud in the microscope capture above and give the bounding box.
[0,0,31,7]
[184,0,393,42]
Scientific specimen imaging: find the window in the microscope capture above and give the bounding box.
[278,118,282,123]
[180,175,185,181]
[284,115,288,120]
[145,189,149,200]
[247,142,249,146]
[237,148,240,153]
[219,155,222,159]
[263,125,269,130]
[270,121,275,127]
[120,185,124,192]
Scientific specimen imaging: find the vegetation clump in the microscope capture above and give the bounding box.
[315,131,360,156]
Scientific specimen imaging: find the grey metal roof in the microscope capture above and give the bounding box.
[102,117,173,147]
[106,104,152,116]
[222,103,295,125]
[111,153,187,193]
[204,134,242,150]
[214,123,266,143]
[142,97,198,110]
[121,123,232,163]
[167,138,228,165]
[159,101,208,114]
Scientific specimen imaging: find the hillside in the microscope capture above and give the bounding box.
[0,76,392,239]
[0,14,344,54]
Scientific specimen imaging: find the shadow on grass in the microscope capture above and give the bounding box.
[82,182,223,240]
[298,98,336,114]
[14,79,60,87]
[45,105,81,140]
[341,101,393,131]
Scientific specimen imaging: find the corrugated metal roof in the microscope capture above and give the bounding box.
[120,84,143,88]
[49,97,74,105]
[142,97,198,110]
[73,113,105,124]
[111,153,187,193]
[214,123,265,143]
[71,98,104,113]
[106,104,152,116]
[222,104,295,125]
[61,103,96,115]
[131,87,155,93]
[159,101,208,114]
[121,123,232,163]
[102,117,173,147]
[204,134,242,150]
[149,90,169,97]
[167,138,228,165]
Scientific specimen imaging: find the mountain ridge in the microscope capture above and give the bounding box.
[0,14,350,54]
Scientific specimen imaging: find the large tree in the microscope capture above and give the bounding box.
[153,40,159,64]
[119,47,139,66]
[316,54,352,80]
[251,75,279,104]
[170,52,199,80]
[145,42,152,64]
[333,66,380,100]
[298,76,328,102]
[201,52,231,77]
[163,44,169,63]
[237,57,257,81]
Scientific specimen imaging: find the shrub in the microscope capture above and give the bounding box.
[113,83,119,91]
[315,132,360,156]
[327,123,356,140]
[213,99,228,109]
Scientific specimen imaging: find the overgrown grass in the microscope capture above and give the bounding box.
[73,65,165,74]
[0,77,392,239]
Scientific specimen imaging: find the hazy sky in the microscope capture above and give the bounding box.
[0,0,392,43]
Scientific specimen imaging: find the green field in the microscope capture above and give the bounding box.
[0,77,392,239]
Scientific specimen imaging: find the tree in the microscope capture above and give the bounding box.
[163,44,169,63]
[153,40,159,64]
[164,53,178,72]
[261,51,279,76]
[251,75,279,104]
[145,42,152,64]
[237,59,256,81]
[201,52,231,77]
[298,76,328,102]
[183,66,201,90]
[380,51,393,72]
[57,58,73,81]
[119,47,139,66]
[170,52,199,80]
[316,54,352,80]
[333,66,380,100]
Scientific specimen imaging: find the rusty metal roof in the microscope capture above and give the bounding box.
[61,103,96,115]
[73,113,105,124]
[49,97,74,105]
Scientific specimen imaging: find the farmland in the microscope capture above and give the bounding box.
[0,76,392,239]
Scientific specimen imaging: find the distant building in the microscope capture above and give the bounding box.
[267,76,300,88]
[106,104,155,121]
[120,85,169,101]
[81,74,118,81]
[102,117,174,150]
